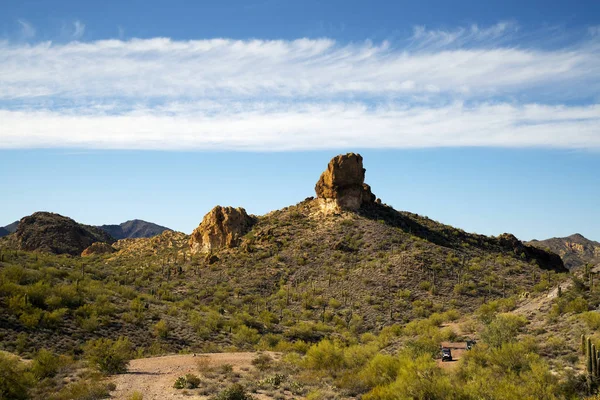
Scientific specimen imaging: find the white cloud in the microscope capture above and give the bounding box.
[0,22,599,150]
[1,101,599,150]
[0,34,598,101]
[72,21,85,39]
[17,19,35,38]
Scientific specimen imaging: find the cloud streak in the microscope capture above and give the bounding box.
[17,19,35,38]
[0,23,599,150]
[1,102,599,150]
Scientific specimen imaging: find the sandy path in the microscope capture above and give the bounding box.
[436,342,467,370]
[110,352,277,400]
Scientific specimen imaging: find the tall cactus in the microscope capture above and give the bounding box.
[587,337,593,376]
[593,344,598,378]
[583,334,587,355]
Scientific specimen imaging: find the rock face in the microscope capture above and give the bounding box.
[315,153,376,210]
[189,206,255,254]
[15,212,115,256]
[81,242,116,257]
[528,233,600,270]
[498,233,567,273]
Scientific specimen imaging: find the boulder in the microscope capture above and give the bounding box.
[315,153,376,210]
[81,242,116,257]
[189,206,255,254]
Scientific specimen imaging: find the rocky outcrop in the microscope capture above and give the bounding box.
[81,242,116,257]
[498,233,567,273]
[15,212,115,256]
[315,153,376,210]
[189,206,255,254]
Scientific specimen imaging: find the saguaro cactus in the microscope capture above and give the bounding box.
[593,344,598,378]
[587,337,593,376]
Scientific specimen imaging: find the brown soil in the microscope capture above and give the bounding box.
[110,352,281,400]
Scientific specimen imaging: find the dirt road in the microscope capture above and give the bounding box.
[110,352,278,400]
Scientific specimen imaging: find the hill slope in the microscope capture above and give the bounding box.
[528,233,600,270]
[97,219,171,239]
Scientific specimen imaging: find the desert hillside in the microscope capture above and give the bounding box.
[1,153,598,400]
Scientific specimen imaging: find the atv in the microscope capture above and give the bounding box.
[441,347,452,362]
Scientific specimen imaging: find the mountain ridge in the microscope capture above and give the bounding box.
[528,233,600,270]
[96,219,171,239]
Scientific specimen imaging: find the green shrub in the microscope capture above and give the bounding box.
[0,352,34,400]
[480,313,527,348]
[251,352,273,371]
[580,311,600,330]
[213,383,254,400]
[49,378,111,400]
[84,336,133,374]
[153,320,169,339]
[32,348,60,379]
[304,340,345,372]
[232,325,260,347]
[127,392,143,400]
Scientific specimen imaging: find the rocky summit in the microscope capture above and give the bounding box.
[189,206,255,254]
[315,153,376,210]
[13,212,115,256]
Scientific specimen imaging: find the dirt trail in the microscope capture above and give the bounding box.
[436,342,467,370]
[110,352,279,400]
[514,281,571,319]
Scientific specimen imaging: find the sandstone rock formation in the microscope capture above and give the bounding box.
[315,153,376,210]
[189,206,255,254]
[81,242,116,257]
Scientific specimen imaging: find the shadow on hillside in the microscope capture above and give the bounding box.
[358,203,567,273]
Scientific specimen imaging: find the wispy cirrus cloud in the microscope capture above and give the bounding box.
[72,20,85,39]
[0,22,599,150]
[16,19,35,39]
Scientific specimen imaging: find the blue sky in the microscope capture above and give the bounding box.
[0,0,599,240]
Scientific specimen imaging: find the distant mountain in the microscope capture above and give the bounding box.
[97,219,170,239]
[0,220,19,238]
[10,212,115,256]
[3,221,19,233]
[528,233,600,270]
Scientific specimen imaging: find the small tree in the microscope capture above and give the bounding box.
[153,320,169,339]
[84,336,133,374]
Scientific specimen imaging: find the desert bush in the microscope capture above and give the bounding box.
[480,313,527,348]
[252,352,273,371]
[153,320,169,339]
[580,311,600,330]
[304,340,344,373]
[84,336,133,374]
[49,377,112,400]
[173,374,201,389]
[31,348,60,379]
[0,352,34,400]
[232,325,260,347]
[213,383,254,400]
[127,392,143,400]
[363,354,454,400]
